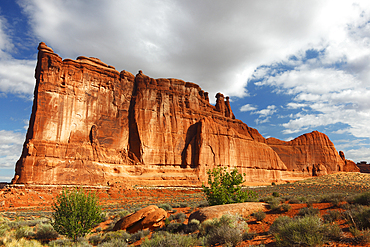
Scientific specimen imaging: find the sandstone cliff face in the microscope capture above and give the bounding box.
[266,131,348,176]
[12,43,357,186]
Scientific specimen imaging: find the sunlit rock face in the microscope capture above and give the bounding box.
[12,43,357,186]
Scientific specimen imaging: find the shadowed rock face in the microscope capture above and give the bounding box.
[11,43,357,186]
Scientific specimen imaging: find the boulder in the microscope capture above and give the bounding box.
[188,202,267,223]
[113,205,167,233]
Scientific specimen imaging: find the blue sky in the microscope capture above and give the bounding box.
[1,0,370,182]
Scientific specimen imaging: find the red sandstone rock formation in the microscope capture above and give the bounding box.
[339,151,360,172]
[266,131,356,176]
[12,43,358,186]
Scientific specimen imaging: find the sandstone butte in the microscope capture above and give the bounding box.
[11,42,359,187]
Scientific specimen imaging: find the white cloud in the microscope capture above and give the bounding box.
[240,104,257,112]
[0,11,36,97]
[286,103,307,109]
[252,105,277,125]
[0,130,25,169]
[17,0,370,102]
[253,105,277,118]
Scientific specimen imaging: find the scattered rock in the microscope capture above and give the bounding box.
[189,202,267,223]
[113,205,167,233]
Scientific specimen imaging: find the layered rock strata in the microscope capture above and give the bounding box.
[12,43,357,186]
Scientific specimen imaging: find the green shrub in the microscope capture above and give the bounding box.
[98,238,128,247]
[253,210,266,221]
[89,234,103,245]
[5,238,44,247]
[344,206,370,230]
[52,188,103,241]
[141,232,199,247]
[49,238,93,246]
[202,167,258,206]
[200,214,248,247]
[168,212,187,223]
[34,223,59,243]
[323,210,341,223]
[158,203,173,211]
[297,207,320,217]
[0,223,9,237]
[102,230,130,243]
[320,193,345,207]
[268,199,281,211]
[280,204,291,212]
[270,215,342,246]
[129,229,150,242]
[353,191,370,205]
[15,225,35,239]
[272,192,280,197]
[350,227,370,244]
[288,198,301,204]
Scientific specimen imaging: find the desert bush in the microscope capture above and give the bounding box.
[165,222,183,233]
[117,210,130,219]
[280,204,291,212]
[353,191,370,205]
[102,230,130,243]
[179,202,190,207]
[0,223,9,237]
[129,229,150,242]
[268,199,281,211]
[253,210,266,221]
[344,206,370,230]
[158,203,173,211]
[288,197,301,204]
[98,238,128,247]
[34,223,59,243]
[323,210,341,223]
[200,214,248,247]
[52,188,103,241]
[350,227,370,244]
[15,225,35,239]
[168,212,187,223]
[320,193,345,207]
[89,234,103,245]
[183,219,200,234]
[141,232,199,247]
[5,238,44,247]
[49,238,92,247]
[270,215,342,246]
[202,167,258,206]
[297,207,320,217]
[272,192,280,197]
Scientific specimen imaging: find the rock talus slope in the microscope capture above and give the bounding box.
[12,43,357,186]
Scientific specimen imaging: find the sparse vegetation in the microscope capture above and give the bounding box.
[270,215,342,246]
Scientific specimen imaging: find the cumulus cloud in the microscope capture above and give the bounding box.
[18,0,367,102]
[0,130,25,169]
[0,12,36,97]
[240,104,257,112]
[251,2,370,142]
[252,105,277,125]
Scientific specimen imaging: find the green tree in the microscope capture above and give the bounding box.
[52,188,103,241]
[202,167,258,206]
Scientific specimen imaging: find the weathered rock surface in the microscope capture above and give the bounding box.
[188,202,267,223]
[113,205,167,233]
[266,131,352,176]
[12,43,358,186]
[339,151,360,172]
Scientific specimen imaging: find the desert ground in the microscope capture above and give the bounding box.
[1,172,370,246]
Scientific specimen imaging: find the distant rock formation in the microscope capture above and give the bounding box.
[11,42,358,186]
